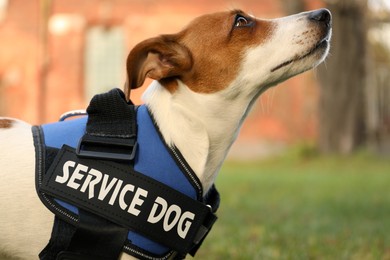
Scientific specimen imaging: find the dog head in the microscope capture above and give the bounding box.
[125,9,331,99]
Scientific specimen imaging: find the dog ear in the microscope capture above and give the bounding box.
[125,35,192,100]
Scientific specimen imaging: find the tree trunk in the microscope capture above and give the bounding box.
[318,0,368,154]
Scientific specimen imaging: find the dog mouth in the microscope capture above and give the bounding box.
[271,36,330,73]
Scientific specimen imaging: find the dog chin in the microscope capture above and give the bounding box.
[272,38,330,74]
[313,40,330,65]
[266,42,330,88]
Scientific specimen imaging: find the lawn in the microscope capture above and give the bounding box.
[195,152,390,260]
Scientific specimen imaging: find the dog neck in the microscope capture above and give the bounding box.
[143,80,252,194]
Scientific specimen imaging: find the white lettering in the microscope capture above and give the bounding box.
[127,188,148,216]
[67,163,88,189]
[55,162,198,239]
[109,179,123,206]
[87,169,103,199]
[177,211,195,239]
[98,175,117,201]
[118,184,134,210]
[147,197,196,238]
[56,160,75,184]
[80,173,93,192]
[163,205,181,232]
[147,197,168,224]
[80,168,102,199]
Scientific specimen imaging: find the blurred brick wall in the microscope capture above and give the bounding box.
[0,0,326,155]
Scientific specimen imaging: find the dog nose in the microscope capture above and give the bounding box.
[309,8,331,27]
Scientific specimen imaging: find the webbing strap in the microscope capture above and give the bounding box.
[39,216,76,260]
[57,210,128,260]
[77,89,138,161]
[86,88,136,139]
[40,212,128,260]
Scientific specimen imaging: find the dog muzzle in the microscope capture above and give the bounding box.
[32,89,219,260]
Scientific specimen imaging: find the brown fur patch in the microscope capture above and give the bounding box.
[0,119,14,129]
[160,78,179,93]
[176,10,275,93]
[125,10,275,97]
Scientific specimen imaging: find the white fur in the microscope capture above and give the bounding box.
[0,120,53,259]
[144,11,331,193]
[0,10,330,259]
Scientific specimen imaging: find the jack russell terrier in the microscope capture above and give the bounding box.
[0,9,331,260]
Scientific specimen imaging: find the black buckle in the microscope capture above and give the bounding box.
[189,205,218,256]
[76,134,137,161]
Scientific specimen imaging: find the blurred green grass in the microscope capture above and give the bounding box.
[195,152,390,260]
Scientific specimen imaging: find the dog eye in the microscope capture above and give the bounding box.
[234,15,251,27]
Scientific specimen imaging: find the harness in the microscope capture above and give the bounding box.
[32,89,219,260]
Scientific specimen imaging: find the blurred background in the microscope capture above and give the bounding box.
[0,0,389,157]
[1,0,390,259]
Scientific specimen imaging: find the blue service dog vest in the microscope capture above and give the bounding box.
[32,89,218,259]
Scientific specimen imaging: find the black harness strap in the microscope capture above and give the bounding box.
[40,89,136,260]
[77,88,138,161]
[57,210,128,260]
[39,216,76,260]
[38,89,218,259]
[40,211,128,260]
